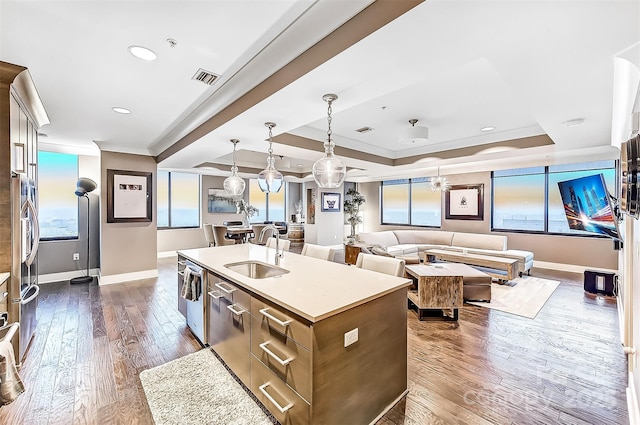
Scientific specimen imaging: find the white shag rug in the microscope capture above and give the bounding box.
[140,349,274,425]
[467,276,560,319]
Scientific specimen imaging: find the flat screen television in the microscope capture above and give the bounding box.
[557,173,621,240]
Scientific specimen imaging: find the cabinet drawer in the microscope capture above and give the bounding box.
[207,272,251,307]
[207,292,251,385]
[251,355,310,425]
[251,316,311,402]
[251,298,311,349]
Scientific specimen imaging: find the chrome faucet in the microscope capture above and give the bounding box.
[259,224,283,265]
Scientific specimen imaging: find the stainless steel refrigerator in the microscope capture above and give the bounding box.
[8,172,40,362]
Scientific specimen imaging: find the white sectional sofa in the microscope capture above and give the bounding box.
[355,230,534,275]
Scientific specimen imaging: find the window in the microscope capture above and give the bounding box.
[492,167,545,231]
[249,179,286,222]
[381,178,441,227]
[38,151,79,239]
[492,161,616,235]
[157,171,200,228]
[381,179,409,224]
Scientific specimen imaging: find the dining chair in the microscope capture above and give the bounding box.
[248,224,271,244]
[301,243,333,261]
[265,237,291,252]
[212,225,236,246]
[355,252,405,277]
[203,224,215,247]
[223,220,245,243]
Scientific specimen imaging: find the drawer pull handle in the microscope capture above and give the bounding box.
[178,271,184,277]
[259,341,294,366]
[259,308,292,327]
[227,303,247,316]
[258,382,293,414]
[215,282,237,294]
[207,290,223,300]
[178,261,186,266]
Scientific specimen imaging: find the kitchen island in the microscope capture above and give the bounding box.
[178,244,411,425]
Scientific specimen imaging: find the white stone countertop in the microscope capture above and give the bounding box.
[178,244,411,323]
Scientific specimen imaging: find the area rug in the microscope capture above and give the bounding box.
[467,276,560,319]
[140,349,274,425]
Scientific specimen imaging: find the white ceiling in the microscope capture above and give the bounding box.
[2,0,639,182]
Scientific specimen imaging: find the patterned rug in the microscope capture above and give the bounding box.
[467,276,560,319]
[140,349,274,425]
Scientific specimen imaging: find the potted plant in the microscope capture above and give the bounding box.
[343,187,365,244]
[236,199,258,225]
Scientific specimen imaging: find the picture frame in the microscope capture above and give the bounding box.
[321,192,341,212]
[107,169,152,223]
[445,184,484,220]
[207,188,239,213]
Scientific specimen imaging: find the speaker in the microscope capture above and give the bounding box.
[584,270,616,296]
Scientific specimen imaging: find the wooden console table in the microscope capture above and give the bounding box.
[423,249,518,282]
[404,264,463,321]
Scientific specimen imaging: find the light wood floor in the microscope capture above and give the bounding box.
[0,255,628,424]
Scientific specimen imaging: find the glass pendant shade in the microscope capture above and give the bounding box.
[257,122,284,193]
[312,93,346,188]
[312,151,346,188]
[224,139,246,196]
[257,156,284,193]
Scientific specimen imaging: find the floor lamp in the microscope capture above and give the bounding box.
[70,177,97,284]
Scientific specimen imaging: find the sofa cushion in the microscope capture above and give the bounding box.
[393,230,454,246]
[356,231,399,248]
[387,244,419,255]
[451,232,507,251]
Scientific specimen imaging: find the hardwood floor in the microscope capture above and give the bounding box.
[0,258,628,424]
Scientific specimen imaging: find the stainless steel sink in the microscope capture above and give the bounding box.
[224,260,289,279]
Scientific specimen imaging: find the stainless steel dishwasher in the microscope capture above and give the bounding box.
[185,260,205,345]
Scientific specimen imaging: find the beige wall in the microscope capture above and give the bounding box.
[359,170,619,270]
[100,151,157,278]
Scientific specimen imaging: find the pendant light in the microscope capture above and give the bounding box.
[312,93,346,188]
[223,139,246,196]
[257,122,284,193]
[405,118,429,141]
[430,166,451,192]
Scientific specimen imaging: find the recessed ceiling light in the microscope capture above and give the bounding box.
[480,126,495,132]
[128,45,157,61]
[562,118,585,127]
[297,164,303,167]
[112,107,131,114]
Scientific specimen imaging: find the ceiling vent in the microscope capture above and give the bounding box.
[355,126,374,133]
[192,68,220,86]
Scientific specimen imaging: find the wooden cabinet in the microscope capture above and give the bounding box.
[287,223,304,247]
[344,244,362,265]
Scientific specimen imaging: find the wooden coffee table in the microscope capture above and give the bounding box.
[423,249,518,282]
[405,264,464,321]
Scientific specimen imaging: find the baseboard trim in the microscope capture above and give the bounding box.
[157,250,178,258]
[39,268,100,284]
[533,260,618,275]
[627,372,640,425]
[98,269,158,286]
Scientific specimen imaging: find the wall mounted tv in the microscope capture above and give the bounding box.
[557,173,621,240]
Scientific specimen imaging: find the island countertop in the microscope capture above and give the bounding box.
[178,244,411,323]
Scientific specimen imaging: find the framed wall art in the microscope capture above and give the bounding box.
[207,188,238,213]
[107,169,152,223]
[445,184,484,220]
[321,192,341,212]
